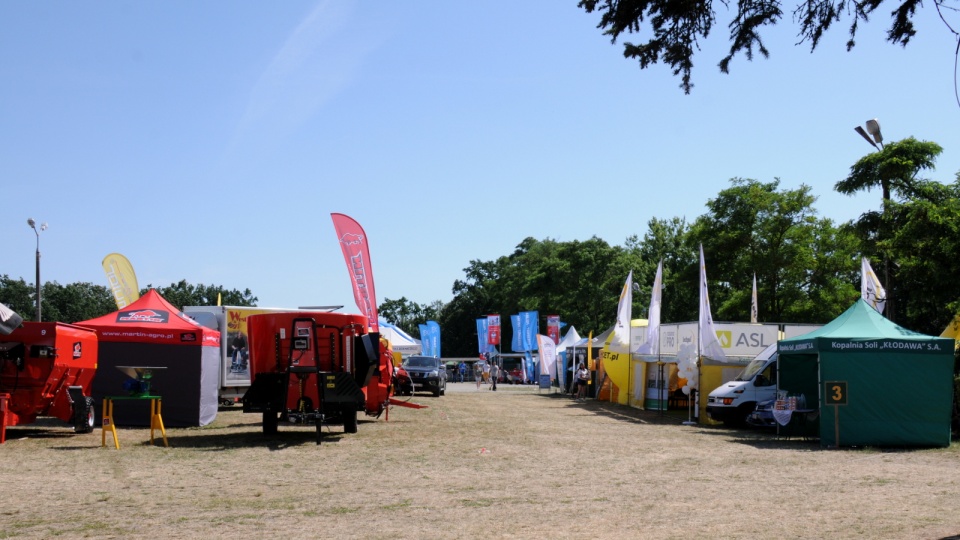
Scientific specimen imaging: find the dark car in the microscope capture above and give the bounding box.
[397,355,446,397]
[746,399,777,429]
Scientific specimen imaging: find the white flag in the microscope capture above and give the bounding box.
[861,257,886,313]
[636,261,662,355]
[536,334,557,377]
[611,271,633,354]
[750,273,758,324]
[699,245,727,362]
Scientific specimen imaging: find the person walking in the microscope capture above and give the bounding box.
[458,361,467,383]
[482,361,491,386]
[489,362,499,391]
[575,363,589,401]
[475,362,483,389]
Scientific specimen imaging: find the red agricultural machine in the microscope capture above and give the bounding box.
[241,311,398,443]
[0,322,99,443]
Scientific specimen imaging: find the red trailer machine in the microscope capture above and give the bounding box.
[241,312,385,443]
[0,322,99,442]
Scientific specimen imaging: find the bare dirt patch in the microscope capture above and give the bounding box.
[2,382,958,539]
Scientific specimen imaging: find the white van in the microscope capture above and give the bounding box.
[706,344,778,426]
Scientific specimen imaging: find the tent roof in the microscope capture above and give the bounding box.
[78,289,220,347]
[779,299,950,354]
[556,326,582,352]
[377,319,421,354]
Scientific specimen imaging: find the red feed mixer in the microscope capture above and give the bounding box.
[241,311,398,443]
[0,322,99,442]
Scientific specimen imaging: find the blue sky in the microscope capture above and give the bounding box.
[2,2,958,314]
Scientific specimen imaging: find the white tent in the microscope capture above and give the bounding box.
[556,326,582,353]
[378,319,422,355]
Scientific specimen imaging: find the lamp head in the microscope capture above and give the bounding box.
[27,218,35,228]
[865,119,883,144]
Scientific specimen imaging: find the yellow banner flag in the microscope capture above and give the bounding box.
[102,253,140,309]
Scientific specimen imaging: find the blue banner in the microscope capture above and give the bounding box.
[510,314,522,352]
[427,320,441,358]
[521,311,539,351]
[476,318,489,355]
[418,323,431,357]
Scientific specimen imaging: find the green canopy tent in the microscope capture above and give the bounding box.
[778,299,954,447]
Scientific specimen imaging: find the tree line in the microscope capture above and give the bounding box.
[0,278,256,323]
[3,139,958,361]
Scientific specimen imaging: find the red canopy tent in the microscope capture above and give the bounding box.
[78,289,221,427]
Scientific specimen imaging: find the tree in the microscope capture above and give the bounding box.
[578,0,954,93]
[836,137,944,321]
[141,280,258,311]
[881,175,960,335]
[691,178,859,322]
[379,296,445,337]
[0,275,36,321]
[41,282,116,324]
[438,236,646,357]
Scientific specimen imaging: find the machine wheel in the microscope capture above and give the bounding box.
[343,408,358,434]
[73,396,95,433]
[262,411,279,434]
[433,384,441,397]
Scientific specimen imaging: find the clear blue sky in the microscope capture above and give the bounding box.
[2,2,958,313]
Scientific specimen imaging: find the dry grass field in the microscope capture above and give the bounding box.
[2,381,959,539]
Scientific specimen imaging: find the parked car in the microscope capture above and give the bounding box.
[397,355,446,397]
[746,399,777,429]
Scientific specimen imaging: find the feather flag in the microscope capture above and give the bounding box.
[611,271,633,354]
[636,261,662,355]
[750,273,758,324]
[536,334,557,378]
[699,245,727,362]
[331,213,379,332]
[861,257,886,313]
[102,253,140,309]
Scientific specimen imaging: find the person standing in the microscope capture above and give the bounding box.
[489,362,499,391]
[231,332,247,373]
[482,361,491,386]
[475,362,483,390]
[458,361,467,383]
[575,363,589,401]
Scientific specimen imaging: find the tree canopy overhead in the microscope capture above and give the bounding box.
[578,0,953,92]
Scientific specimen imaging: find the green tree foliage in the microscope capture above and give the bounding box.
[1,276,259,324]
[883,175,960,335]
[578,0,942,93]
[438,237,645,357]
[379,296,444,338]
[691,178,859,322]
[837,137,945,322]
[0,275,37,321]
[0,276,116,324]
[42,282,116,323]
[144,280,258,311]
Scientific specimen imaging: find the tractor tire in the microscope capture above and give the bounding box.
[262,411,279,435]
[73,396,95,433]
[343,409,358,434]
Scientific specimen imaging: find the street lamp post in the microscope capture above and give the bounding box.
[853,119,893,320]
[27,218,48,322]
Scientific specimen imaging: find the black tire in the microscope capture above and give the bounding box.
[433,383,441,397]
[262,410,279,435]
[343,408,358,434]
[73,396,95,434]
[723,403,755,428]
